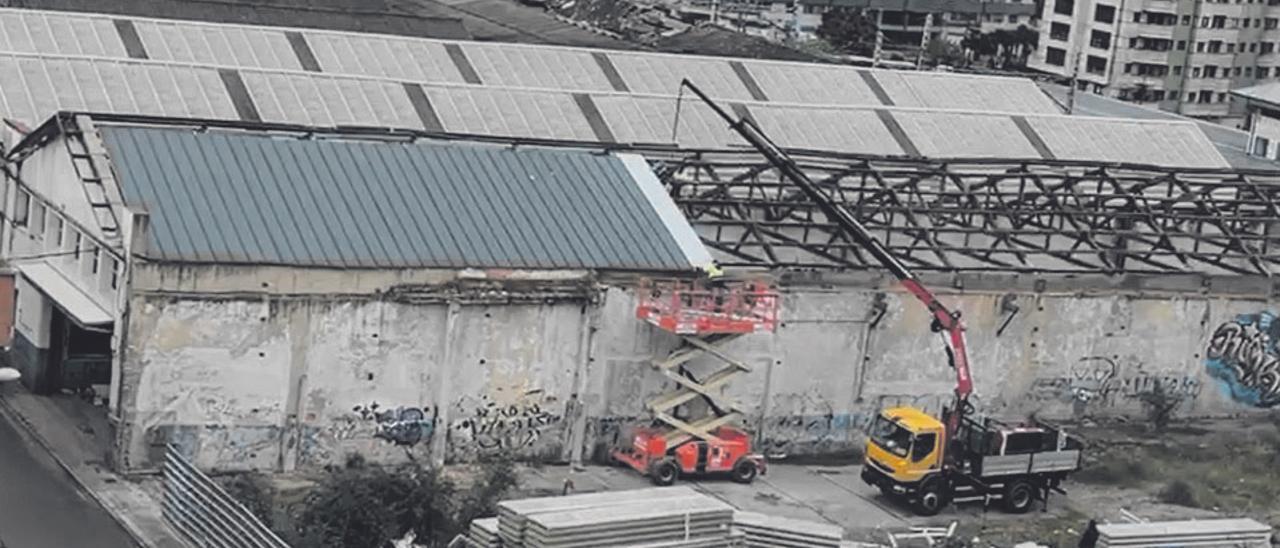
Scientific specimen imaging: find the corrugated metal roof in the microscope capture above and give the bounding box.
[97,124,700,270]
[0,52,1231,168]
[0,7,1062,113]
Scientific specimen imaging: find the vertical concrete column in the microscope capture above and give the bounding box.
[430,300,462,467]
[567,301,600,466]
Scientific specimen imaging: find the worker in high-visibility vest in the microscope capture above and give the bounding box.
[703,261,724,281]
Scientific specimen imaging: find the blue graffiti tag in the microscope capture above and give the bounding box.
[1204,312,1280,408]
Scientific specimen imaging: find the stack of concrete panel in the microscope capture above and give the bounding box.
[732,511,842,547]
[622,530,746,547]
[469,517,502,548]
[522,495,734,547]
[495,487,736,548]
[498,487,701,547]
[1095,518,1272,547]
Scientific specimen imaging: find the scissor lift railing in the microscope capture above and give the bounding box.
[636,280,779,444]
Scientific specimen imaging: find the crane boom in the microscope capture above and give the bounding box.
[677,79,974,438]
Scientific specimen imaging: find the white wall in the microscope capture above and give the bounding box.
[117,266,1279,472]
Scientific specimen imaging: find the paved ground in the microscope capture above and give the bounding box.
[0,387,187,548]
[0,403,137,548]
[517,461,1071,544]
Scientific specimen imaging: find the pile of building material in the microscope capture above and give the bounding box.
[732,511,841,547]
[469,518,502,548]
[1089,518,1272,547]
[494,487,736,548]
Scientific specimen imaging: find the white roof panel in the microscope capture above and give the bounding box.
[894,111,1041,159]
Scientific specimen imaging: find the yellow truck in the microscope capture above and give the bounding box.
[861,407,1084,515]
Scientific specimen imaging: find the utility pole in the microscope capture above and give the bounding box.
[873,8,884,67]
[1067,50,1082,113]
[917,12,932,69]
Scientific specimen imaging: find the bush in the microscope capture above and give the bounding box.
[1137,383,1182,432]
[219,472,275,527]
[294,455,454,548]
[1158,480,1199,507]
[1073,457,1151,487]
[292,453,519,548]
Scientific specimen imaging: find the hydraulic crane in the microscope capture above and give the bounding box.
[681,79,1084,516]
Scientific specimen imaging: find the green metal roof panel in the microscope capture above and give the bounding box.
[99,125,700,271]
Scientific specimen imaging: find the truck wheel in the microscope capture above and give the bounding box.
[1003,480,1036,514]
[731,459,758,484]
[649,459,678,486]
[912,478,947,516]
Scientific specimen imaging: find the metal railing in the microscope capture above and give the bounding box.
[161,444,290,548]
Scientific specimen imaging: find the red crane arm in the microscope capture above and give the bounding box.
[677,80,974,434]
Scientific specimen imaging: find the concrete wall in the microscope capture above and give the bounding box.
[117,262,1279,472]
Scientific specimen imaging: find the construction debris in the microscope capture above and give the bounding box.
[885,522,957,547]
[732,511,841,547]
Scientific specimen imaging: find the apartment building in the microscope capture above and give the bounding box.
[677,0,1037,45]
[1030,0,1280,124]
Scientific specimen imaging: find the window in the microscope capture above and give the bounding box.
[1261,66,1272,77]
[1193,66,1203,77]
[90,246,100,274]
[1050,22,1070,40]
[1269,18,1279,29]
[1197,41,1206,52]
[52,216,63,248]
[1046,47,1067,66]
[1251,43,1259,53]
[109,258,120,290]
[1205,65,1218,78]
[1095,4,1116,22]
[1253,136,1271,156]
[13,189,29,226]
[1177,40,1187,50]
[870,416,912,457]
[1173,65,1183,75]
[1152,90,1165,101]
[1235,66,1242,76]
[1212,15,1227,28]
[1208,40,1222,53]
[1054,0,1074,15]
[1199,90,1213,103]
[1086,55,1107,74]
[1243,17,1250,28]
[71,231,82,260]
[1219,92,1227,102]
[1133,11,1143,22]
[1090,30,1111,49]
[31,203,45,237]
[912,433,937,462]
[1182,15,1191,25]
[1247,66,1254,76]
[1201,16,1210,27]
[1009,15,1019,23]
[1265,43,1277,54]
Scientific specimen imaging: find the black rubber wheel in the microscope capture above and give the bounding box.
[1003,480,1036,514]
[912,478,947,516]
[731,459,758,484]
[649,459,678,486]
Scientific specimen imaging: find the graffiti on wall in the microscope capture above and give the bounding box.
[353,403,438,446]
[450,391,563,452]
[1030,356,1201,413]
[1205,312,1280,408]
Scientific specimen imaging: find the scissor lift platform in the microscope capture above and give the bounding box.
[614,280,779,485]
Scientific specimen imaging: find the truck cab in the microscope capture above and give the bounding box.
[861,407,946,508]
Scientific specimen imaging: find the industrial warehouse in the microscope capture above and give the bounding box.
[0,4,1277,548]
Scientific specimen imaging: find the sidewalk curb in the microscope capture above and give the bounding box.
[0,395,161,548]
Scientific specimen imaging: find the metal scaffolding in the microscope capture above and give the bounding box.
[655,152,1280,276]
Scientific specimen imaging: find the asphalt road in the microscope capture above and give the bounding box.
[0,407,137,548]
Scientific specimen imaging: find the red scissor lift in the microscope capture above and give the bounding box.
[613,280,780,485]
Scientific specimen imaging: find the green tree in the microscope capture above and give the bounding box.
[815,7,879,56]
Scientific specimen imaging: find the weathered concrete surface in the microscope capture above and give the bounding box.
[114,263,1279,471]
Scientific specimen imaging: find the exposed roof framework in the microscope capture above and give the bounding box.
[9,113,1275,276]
[657,152,1280,276]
